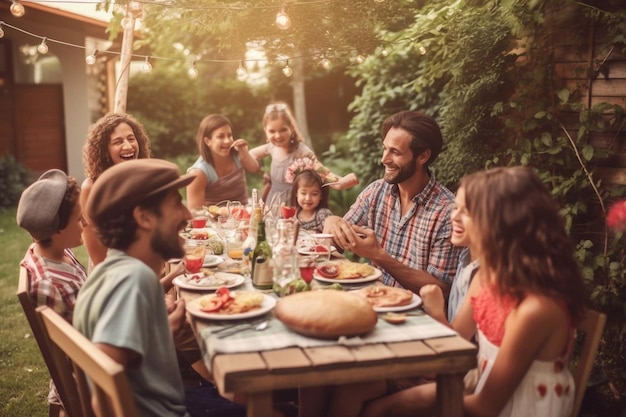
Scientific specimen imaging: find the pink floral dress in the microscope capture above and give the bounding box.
[470,288,575,417]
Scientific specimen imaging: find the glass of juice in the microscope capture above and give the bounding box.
[191,209,208,229]
[184,240,206,273]
[298,253,317,283]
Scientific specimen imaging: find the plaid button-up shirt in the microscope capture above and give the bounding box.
[21,244,87,323]
[344,175,461,287]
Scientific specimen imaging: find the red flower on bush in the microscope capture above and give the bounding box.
[607,200,626,232]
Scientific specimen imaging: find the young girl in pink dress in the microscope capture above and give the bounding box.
[361,166,588,417]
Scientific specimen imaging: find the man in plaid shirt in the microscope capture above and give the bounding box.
[324,111,461,295]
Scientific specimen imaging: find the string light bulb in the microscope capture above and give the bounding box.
[320,57,332,69]
[10,1,26,17]
[0,25,5,39]
[141,56,152,73]
[418,46,427,55]
[355,54,365,64]
[275,5,291,30]
[37,37,49,54]
[128,1,142,12]
[85,49,98,65]
[282,61,293,77]
[187,61,198,79]
[236,61,248,81]
[381,47,389,57]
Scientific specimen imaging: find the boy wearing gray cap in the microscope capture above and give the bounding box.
[73,159,196,416]
[17,169,88,406]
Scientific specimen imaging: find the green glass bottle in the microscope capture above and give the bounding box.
[251,221,273,289]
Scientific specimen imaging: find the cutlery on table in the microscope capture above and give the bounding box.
[216,320,269,338]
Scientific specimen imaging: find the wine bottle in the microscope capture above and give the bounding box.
[252,221,273,289]
[242,189,261,276]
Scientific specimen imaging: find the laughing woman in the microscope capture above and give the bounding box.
[186,114,260,209]
[81,113,151,267]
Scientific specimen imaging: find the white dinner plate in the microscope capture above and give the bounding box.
[373,294,423,312]
[172,272,245,291]
[203,255,224,268]
[313,267,382,284]
[186,293,276,320]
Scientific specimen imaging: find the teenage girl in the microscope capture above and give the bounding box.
[290,169,333,233]
[360,166,588,417]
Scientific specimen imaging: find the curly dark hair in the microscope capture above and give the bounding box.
[461,166,587,321]
[94,191,164,251]
[38,176,80,248]
[83,113,151,180]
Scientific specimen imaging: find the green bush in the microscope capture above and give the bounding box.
[0,156,33,209]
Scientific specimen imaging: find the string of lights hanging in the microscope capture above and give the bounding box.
[3,0,410,81]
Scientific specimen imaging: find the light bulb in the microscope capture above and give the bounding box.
[282,63,293,77]
[418,46,427,55]
[355,54,365,64]
[85,50,98,65]
[141,56,152,73]
[275,6,291,30]
[236,62,247,81]
[320,58,331,69]
[188,63,198,79]
[10,1,26,17]
[128,1,142,12]
[381,47,389,57]
[0,26,6,39]
[37,38,48,54]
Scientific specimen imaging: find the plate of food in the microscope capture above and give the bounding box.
[297,244,337,255]
[186,288,276,320]
[350,285,423,312]
[172,271,245,291]
[203,254,224,268]
[313,261,382,284]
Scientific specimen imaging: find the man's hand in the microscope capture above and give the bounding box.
[346,225,382,260]
[323,215,359,249]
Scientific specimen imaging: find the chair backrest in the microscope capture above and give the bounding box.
[16,266,83,417]
[571,308,607,417]
[37,306,138,417]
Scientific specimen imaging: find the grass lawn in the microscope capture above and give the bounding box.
[0,207,88,417]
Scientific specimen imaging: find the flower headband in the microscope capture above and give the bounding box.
[285,156,338,185]
[265,103,288,114]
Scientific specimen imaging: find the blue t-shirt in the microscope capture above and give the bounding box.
[74,249,189,417]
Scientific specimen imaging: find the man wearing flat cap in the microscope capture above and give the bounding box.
[17,169,87,407]
[324,110,461,296]
[73,159,195,417]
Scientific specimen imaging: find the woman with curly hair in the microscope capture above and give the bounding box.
[80,113,151,267]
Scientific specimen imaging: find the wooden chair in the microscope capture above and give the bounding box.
[571,308,607,417]
[16,266,82,417]
[37,306,138,417]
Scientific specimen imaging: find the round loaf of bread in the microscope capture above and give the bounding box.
[274,290,378,339]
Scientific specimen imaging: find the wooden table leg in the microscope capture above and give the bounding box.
[246,391,273,417]
[436,373,465,417]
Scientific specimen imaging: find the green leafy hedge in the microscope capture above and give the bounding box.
[0,155,33,209]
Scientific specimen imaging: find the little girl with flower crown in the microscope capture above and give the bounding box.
[249,102,357,205]
[289,169,333,233]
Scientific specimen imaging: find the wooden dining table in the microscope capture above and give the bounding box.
[178,287,477,417]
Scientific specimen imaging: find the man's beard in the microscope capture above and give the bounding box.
[151,225,184,260]
[383,160,416,184]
